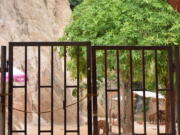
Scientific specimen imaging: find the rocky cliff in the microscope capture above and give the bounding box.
[0,0,71,43]
[0,0,75,131]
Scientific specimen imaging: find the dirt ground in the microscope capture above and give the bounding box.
[12,121,169,135]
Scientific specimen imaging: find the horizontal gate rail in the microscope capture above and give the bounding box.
[92,46,171,50]
[9,42,90,46]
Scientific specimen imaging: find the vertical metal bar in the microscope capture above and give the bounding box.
[116,50,121,135]
[175,46,180,135]
[92,47,98,135]
[168,47,176,135]
[130,50,134,134]
[155,50,160,134]
[8,44,13,135]
[87,43,92,135]
[51,46,54,135]
[24,46,27,135]
[104,50,109,135]
[38,46,41,135]
[77,46,80,135]
[142,49,146,134]
[64,46,67,135]
[1,46,6,135]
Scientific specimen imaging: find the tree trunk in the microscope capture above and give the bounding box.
[121,82,132,135]
[165,82,171,133]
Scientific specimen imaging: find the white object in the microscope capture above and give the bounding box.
[133,91,164,99]
[0,67,26,82]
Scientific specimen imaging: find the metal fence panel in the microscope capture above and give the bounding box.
[8,42,92,135]
[91,46,176,135]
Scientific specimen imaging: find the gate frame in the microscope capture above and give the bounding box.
[91,45,176,135]
[8,42,92,135]
[6,43,179,135]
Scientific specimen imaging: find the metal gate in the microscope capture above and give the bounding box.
[0,44,179,135]
[7,42,92,135]
[91,46,176,135]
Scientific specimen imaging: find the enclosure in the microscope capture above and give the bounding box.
[0,42,180,135]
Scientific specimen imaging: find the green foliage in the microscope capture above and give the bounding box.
[57,46,87,80]
[72,83,87,97]
[62,0,180,45]
[72,88,78,97]
[59,0,180,91]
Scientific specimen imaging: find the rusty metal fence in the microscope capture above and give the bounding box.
[91,46,177,135]
[0,44,180,135]
[7,42,92,135]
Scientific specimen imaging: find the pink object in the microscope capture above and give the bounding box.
[0,67,26,82]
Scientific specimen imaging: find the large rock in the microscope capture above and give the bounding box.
[0,0,71,43]
[0,0,75,131]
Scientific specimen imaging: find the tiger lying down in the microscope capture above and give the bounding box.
[149,110,166,124]
[98,120,118,135]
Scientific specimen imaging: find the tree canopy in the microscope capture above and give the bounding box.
[59,0,180,91]
[62,0,180,45]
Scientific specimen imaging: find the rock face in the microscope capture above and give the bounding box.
[0,0,74,131]
[0,0,71,44]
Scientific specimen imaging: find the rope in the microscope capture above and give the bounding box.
[1,94,88,114]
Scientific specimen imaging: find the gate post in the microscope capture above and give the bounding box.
[175,46,180,135]
[0,46,7,135]
[87,43,92,135]
[167,47,176,134]
[92,46,98,135]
